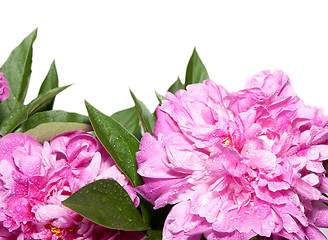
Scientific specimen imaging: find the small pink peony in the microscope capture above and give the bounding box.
[137,70,328,239]
[0,73,9,103]
[0,131,145,240]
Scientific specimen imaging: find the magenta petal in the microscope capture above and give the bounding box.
[5,197,33,222]
[137,133,184,179]
[0,73,10,102]
[0,133,42,163]
[13,151,42,177]
[206,144,247,177]
[163,201,202,240]
[205,230,256,240]
[308,201,328,228]
[295,179,321,200]
[304,224,327,240]
[136,178,182,207]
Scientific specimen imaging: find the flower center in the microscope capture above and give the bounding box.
[47,224,62,237]
[46,224,76,237]
[223,137,230,146]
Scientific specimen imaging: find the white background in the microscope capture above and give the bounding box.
[1,0,328,237]
[1,1,328,116]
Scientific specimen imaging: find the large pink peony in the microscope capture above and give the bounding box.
[0,73,9,103]
[137,70,328,239]
[0,131,145,240]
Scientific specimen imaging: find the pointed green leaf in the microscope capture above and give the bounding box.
[28,85,70,114]
[37,60,59,112]
[26,122,92,143]
[130,90,156,135]
[0,29,37,122]
[62,179,148,231]
[15,110,90,133]
[111,107,141,137]
[85,101,143,187]
[155,91,166,105]
[0,85,70,135]
[168,76,184,94]
[185,48,209,87]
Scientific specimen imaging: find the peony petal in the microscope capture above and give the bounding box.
[137,133,185,179]
[35,204,71,223]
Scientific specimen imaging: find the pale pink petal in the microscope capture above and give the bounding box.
[35,205,71,223]
[137,133,185,179]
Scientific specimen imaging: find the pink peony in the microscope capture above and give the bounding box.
[0,73,9,103]
[0,131,145,240]
[137,70,328,239]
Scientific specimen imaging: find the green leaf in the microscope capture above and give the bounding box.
[168,76,184,94]
[150,204,172,230]
[111,107,141,137]
[15,110,90,133]
[85,101,143,187]
[29,85,70,114]
[0,85,70,135]
[185,48,209,88]
[145,230,163,240]
[200,234,207,240]
[0,105,29,135]
[37,60,59,112]
[25,122,92,143]
[130,90,156,135]
[249,236,260,240]
[139,195,154,227]
[62,179,148,231]
[155,91,166,105]
[0,29,37,122]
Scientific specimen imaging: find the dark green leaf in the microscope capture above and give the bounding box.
[25,122,92,143]
[145,230,163,240]
[139,195,154,227]
[111,107,141,137]
[249,236,260,240]
[150,204,172,230]
[0,29,37,122]
[29,85,70,114]
[85,101,143,187]
[62,179,148,231]
[0,85,70,135]
[185,48,209,88]
[37,60,59,112]
[168,76,184,94]
[155,91,166,105]
[130,90,156,135]
[0,105,29,135]
[200,234,207,240]
[15,110,90,133]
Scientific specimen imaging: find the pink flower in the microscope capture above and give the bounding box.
[137,70,328,239]
[0,131,145,240]
[0,73,9,103]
